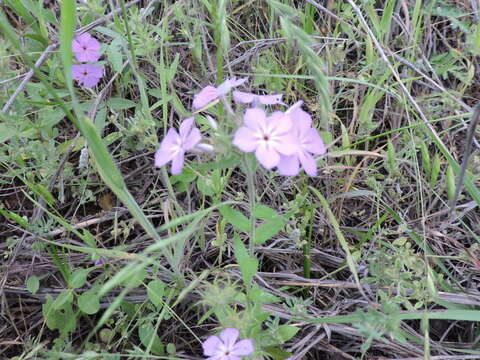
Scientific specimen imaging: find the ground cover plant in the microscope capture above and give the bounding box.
[2,0,480,359]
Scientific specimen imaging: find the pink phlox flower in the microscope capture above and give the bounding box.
[72,64,104,88]
[203,328,254,360]
[193,77,248,109]
[72,33,101,62]
[232,91,285,106]
[155,117,202,174]
[233,108,297,169]
[277,102,326,177]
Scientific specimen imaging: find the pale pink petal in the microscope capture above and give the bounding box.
[160,128,181,150]
[290,109,312,135]
[244,108,267,131]
[193,86,219,109]
[81,75,101,88]
[183,127,201,151]
[286,101,304,114]
[71,65,84,80]
[255,143,280,169]
[277,155,300,176]
[205,115,218,129]
[232,91,255,104]
[195,143,214,152]
[87,65,104,78]
[154,148,175,167]
[171,151,185,174]
[219,328,239,350]
[267,112,292,135]
[303,128,326,155]
[179,117,194,139]
[228,77,248,87]
[203,335,222,356]
[206,356,226,360]
[230,339,254,356]
[217,77,248,96]
[72,39,84,54]
[299,151,317,176]
[275,134,299,156]
[258,94,284,105]
[233,127,258,152]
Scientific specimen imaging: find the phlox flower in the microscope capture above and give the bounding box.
[155,117,201,174]
[233,108,296,169]
[72,33,102,62]
[203,328,254,360]
[233,91,285,106]
[72,64,104,88]
[277,102,326,176]
[193,77,248,109]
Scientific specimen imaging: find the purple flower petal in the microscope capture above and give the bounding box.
[183,127,201,151]
[171,151,185,174]
[72,33,101,62]
[233,127,258,152]
[277,155,300,176]
[159,128,181,152]
[230,339,254,356]
[193,86,219,109]
[258,93,284,105]
[303,128,326,155]
[154,148,175,168]
[219,328,239,350]
[299,151,317,176]
[71,64,103,88]
[203,335,222,356]
[256,143,280,169]
[243,108,267,131]
[217,77,248,95]
[232,90,255,104]
[179,117,194,138]
[267,111,291,135]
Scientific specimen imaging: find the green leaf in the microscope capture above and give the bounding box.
[147,279,166,308]
[107,38,124,73]
[0,124,18,143]
[139,322,165,355]
[219,206,250,232]
[107,98,136,110]
[26,276,40,295]
[255,218,285,245]
[52,290,73,310]
[248,285,279,304]
[121,267,147,288]
[78,290,100,314]
[59,0,76,96]
[0,208,30,230]
[234,234,258,286]
[42,294,76,336]
[70,268,91,288]
[277,325,299,342]
[253,204,280,220]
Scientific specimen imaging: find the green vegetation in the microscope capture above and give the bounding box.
[2,0,480,358]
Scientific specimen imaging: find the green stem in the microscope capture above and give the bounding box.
[303,207,313,280]
[244,157,256,256]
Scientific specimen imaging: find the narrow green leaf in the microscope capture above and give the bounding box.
[234,234,258,286]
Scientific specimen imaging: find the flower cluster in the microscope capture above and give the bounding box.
[155,77,326,176]
[203,328,254,360]
[71,33,104,88]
